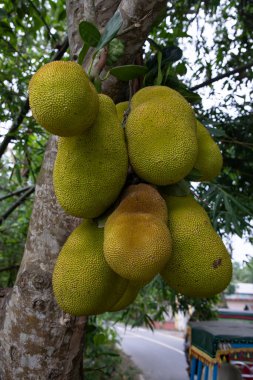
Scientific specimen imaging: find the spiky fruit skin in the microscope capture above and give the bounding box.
[160,195,232,298]
[125,96,198,185]
[104,212,172,282]
[193,121,223,181]
[104,184,172,283]
[116,101,129,124]
[115,183,168,223]
[131,85,194,118]
[52,220,128,316]
[53,94,128,218]
[29,61,99,136]
[109,282,141,312]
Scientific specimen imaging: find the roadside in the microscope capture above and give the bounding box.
[118,349,144,380]
[117,325,188,380]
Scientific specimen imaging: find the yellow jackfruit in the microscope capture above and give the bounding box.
[29,61,99,136]
[160,194,232,298]
[52,220,128,316]
[116,101,129,124]
[104,185,172,282]
[125,93,198,185]
[53,94,128,218]
[193,120,223,181]
[109,281,141,312]
[115,183,168,223]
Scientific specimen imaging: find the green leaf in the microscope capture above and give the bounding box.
[0,9,8,19]
[212,192,222,221]
[110,65,148,81]
[93,77,102,93]
[159,180,191,197]
[93,333,106,345]
[15,165,22,185]
[79,21,101,47]
[175,62,187,76]
[185,168,202,181]
[223,194,233,214]
[77,43,89,65]
[206,126,226,137]
[95,9,123,51]
[155,51,163,85]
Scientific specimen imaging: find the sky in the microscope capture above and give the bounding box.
[231,235,253,265]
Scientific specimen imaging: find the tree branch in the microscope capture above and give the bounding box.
[83,0,96,23]
[0,186,34,202]
[0,36,69,161]
[221,138,253,149]
[190,60,253,91]
[0,265,19,273]
[101,0,168,101]
[0,186,35,225]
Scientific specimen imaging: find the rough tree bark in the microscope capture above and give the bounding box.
[0,0,167,379]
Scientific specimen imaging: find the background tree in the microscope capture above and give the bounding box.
[0,0,252,378]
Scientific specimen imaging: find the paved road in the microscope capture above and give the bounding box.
[117,325,189,380]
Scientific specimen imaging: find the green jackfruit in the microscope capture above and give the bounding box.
[29,61,99,136]
[160,194,232,298]
[52,220,128,316]
[53,94,128,218]
[193,121,223,181]
[109,281,141,312]
[104,185,172,282]
[125,91,198,185]
[131,86,193,119]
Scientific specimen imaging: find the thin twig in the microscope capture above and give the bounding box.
[190,60,253,91]
[117,10,152,37]
[0,186,35,225]
[0,265,19,273]
[0,186,34,202]
[92,46,109,78]
[27,0,56,41]
[221,138,253,149]
[186,0,202,28]
[0,36,69,160]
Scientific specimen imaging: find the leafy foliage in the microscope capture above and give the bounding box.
[109,276,220,330]
[0,0,67,285]
[84,317,140,379]
[232,259,253,283]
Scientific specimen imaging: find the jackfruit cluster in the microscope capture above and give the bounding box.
[28,63,232,316]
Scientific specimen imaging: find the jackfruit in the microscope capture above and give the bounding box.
[125,93,198,185]
[114,183,168,223]
[193,120,223,181]
[131,85,193,119]
[116,101,129,124]
[160,194,232,298]
[53,94,128,218]
[104,185,172,282]
[109,281,141,312]
[52,220,128,316]
[29,61,99,136]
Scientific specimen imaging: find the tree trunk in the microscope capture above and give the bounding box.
[0,1,166,378]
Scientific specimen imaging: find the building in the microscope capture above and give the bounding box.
[225,283,253,311]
